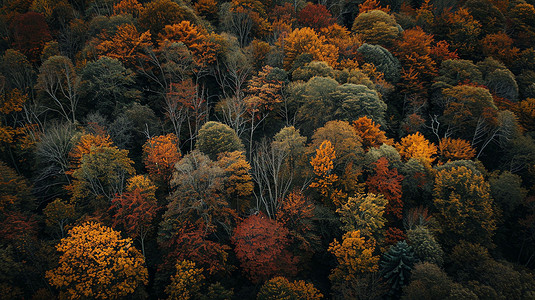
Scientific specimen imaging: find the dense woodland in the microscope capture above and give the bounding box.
[1,0,535,298]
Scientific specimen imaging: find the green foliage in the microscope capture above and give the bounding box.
[433,166,496,247]
[80,56,139,117]
[352,10,401,47]
[357,43,401,82]
[337,193,387,239]
[489,171,527,216]
[406,226,444,266]
[196,121,244,160]
[380,241,416,297]
[402,262,454,300]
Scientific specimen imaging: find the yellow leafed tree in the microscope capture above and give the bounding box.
[46,222,148,299]
[310,140,346,206]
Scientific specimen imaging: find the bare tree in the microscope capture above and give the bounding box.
[252,140,293,218]
[36,56,80,123]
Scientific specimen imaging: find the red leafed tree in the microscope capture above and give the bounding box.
[276,190,319,262]
[110,188,159,257]
[161,222,231,276]
[384,227,406,246]
[232,213,297,283]
[10,12,52,63]
[366,157,404,220]
[297,3,335,30]
[0,211,38,245]
[166,79,207,149]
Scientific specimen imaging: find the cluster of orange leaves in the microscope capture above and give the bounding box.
[46,222,148,299]
[142,134,181,183]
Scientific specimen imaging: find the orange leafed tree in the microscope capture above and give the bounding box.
[283,27,338,70]
[113,0,143,17]
[95,23,151,67]
[232,213,297,283]
[217,151,254,214]
[68,133,113,173]
[438,137,476,162]
[358,0,391,13]
[395,132,437,164]
[394,27,437,96]
[328,230,380,283]
[366,157,404,220]
[309,140,346,207]
[276,190,319,260]
[352,116,392,150]
[143,133,181,183]
[46,222,148,299]
[158,21,217,67]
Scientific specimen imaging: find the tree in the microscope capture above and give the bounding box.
[10,12,52,62]
[488,171,526,217]
[297,3,334,30]
[158,21,217,68]
[337,193,388,240]
[94,23,152,68]
[433,166,496,247]
[440,8,482,58]
[352,116,392,150]
[164,150,235,235]
[69,145,135,212]
[159,222,231,277]
[276,190,319,263]
[110,176,159,257]
[0,161,36,214]
[309,140,345,207]
[252,139,294,218]
[80,56,139,118]
[395,132,437,165]
[438,137,476,162]
[283,27,338,70]
[46,222,148,299]
[352,10,401,48]
[328,230,380,284]
[366,157,404,220]
[34,122,76,200]
[36,55,80,123]
[0,49,34,93]
[143,134,181,184]
[232,213,296,283]
[331,83,387,126]
[113,0,143,16]
[380,241,416,297]
[68,133,113,173]
[357,43,401,83]
[310,120,365,171]
[406,226,444,266]
[402,262,455,300]
[165,260,205,300]
[216,151,254,214]
[394,27,438,96]
[257,276,323,300]
[441,85,499,156]
[43,199,76,239]
[138,0,189,35]
[196,121,244,160]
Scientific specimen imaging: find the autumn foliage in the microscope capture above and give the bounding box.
[142,133,181,183]
[232,213,297,283]
[366,157,404,220]
[46,222,148,299]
